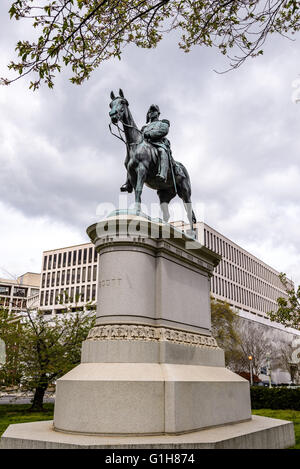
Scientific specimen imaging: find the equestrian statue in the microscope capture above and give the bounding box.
[109,89,197,232]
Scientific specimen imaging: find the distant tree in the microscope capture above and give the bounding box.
[2,1,300,89]
[231,318,276,377]
[0,305,95,411]
[0,309,23,387]
[210,297,241,367]
[268,273,300,330]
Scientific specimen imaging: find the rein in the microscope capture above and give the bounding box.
[109,118,143,147]
[108,122,126,144]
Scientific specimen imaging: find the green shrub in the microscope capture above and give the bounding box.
[251,386,300,410]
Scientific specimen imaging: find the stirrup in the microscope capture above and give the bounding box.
[156,174,167,183]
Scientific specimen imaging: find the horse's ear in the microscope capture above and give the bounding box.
[110,91,115,100]
[119,88,124,98]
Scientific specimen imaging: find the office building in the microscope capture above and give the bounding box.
[39,244,98,314]
[0,272,40,312]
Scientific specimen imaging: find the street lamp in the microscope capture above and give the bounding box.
[248,355,253,386]
[266,352,272,388]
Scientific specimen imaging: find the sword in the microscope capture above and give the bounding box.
[168,153,177,195]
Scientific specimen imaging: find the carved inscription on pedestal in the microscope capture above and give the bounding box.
[99,278,122,287]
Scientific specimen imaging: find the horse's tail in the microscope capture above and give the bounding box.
[174,162,197,224]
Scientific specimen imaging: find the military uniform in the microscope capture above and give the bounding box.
[141,117,172,182]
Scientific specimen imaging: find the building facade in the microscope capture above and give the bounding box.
[0,272,40,312]
[39,244,99,314]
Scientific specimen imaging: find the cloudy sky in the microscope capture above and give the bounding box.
[0,4,300,285]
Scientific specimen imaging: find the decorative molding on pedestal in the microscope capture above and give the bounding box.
[87,324,219,348]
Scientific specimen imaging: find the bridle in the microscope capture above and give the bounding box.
[109,103,143,148]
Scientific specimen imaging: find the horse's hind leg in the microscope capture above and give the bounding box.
[178,186,196,232]
[157,189,176,223]
[184,201,195,230]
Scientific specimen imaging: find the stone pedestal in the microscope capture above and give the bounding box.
[0,211,295,448]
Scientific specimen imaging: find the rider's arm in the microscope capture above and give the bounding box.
[148,120,170,140]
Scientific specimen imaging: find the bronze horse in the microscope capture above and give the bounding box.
[109,89,196,231]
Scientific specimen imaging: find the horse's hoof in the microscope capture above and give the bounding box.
[120,184,133,193]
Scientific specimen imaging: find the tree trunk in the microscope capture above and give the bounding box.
[30,378,48,412]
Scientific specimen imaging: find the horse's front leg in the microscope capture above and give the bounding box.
[134,164,147,213]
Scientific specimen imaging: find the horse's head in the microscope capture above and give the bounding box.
[109,89,129,124]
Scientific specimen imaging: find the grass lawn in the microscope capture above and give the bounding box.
[0,403,54,437]
[252,409,300,449]
[0,405,299,449]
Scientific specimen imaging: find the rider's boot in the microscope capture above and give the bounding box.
[120,181,133,193]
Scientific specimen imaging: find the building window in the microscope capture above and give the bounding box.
[72,269,75,284]
[89,247,93,263]
[93,265,97,282]
[53,254,57,269]
[43,256,47,271]
[48,255,52,270]
[0,286,10,296]
[77,268,81,283]
[83,248,87,264]
[68,251,72,267]
[63,252,67,268]
[92,284,96,301]
[78,249,82,264]
[73,250,77,265]
[61,270,65,285]
[94,249,98,262]
[58,253,62,268]
[81,285,85,302]
[86,285,91,302]
[82,267,86,283]
[56,271,60,286]
[76,286,80,302]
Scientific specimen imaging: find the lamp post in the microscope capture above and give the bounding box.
[248,355,253,386]
[266,352,272,388]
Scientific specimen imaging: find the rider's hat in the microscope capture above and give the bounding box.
[146,104,160,122]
